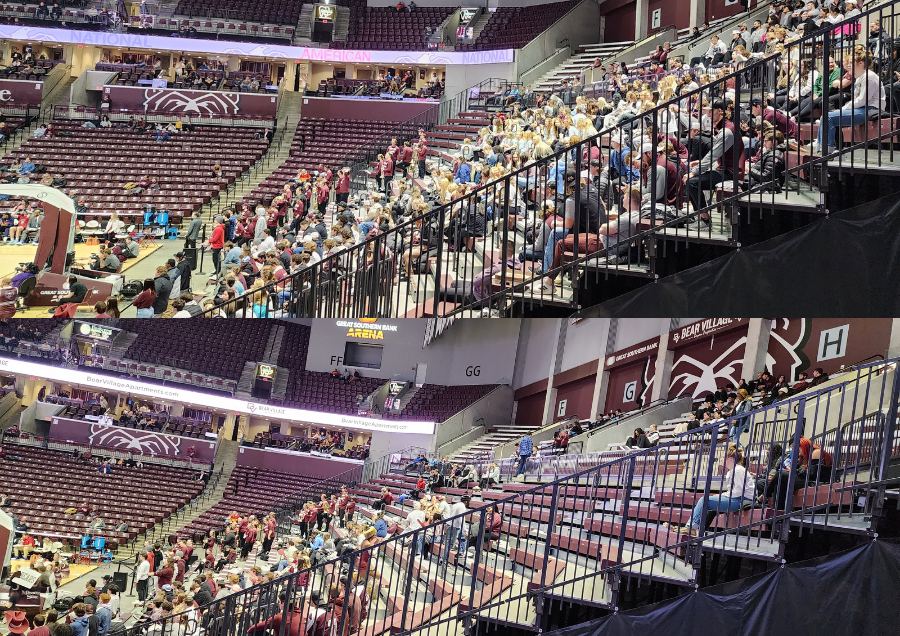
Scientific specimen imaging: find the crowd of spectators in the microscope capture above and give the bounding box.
[196,3,889,313]
[622,367,832,447]
[250,428,371,460]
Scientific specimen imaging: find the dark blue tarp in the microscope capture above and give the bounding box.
[543,540,900,636]
[578,194,900,317]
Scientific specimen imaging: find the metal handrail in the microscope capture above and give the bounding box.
[205,3,893,320]
[117,357,898,636]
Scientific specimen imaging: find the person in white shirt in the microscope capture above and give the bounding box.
[817,45,885,154]
[433,494,449,517]
[135,552,151,601]
[107,586,121,617]
[684,443,755,535]
[646,424,660,446]
[104,213,125,243]
[690,35,727,67]
[442,496,470,565]
[255,228,276,254]
[405,502,427,555]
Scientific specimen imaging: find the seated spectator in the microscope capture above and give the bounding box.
[810,367,830,386]
[625,428,651,449]
[814,45,884,155]
[673,443,755,536]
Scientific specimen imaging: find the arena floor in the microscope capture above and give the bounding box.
[3,242,164,317]
[0,242,163,282]
[9,557,98,587]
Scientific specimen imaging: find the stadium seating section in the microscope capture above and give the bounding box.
[457,2,578,51]
[421,110,491,166]
[53,401,214,438]
[339,3,455,51]
[0,443,203,548]
[241,118,400,208]
[388,383,498,422]
[122,320,274,380]
[283,370,385,413]
[181,465,319,538]
[1,122,269,223]
[173,0,304,25]
[0,59,64,82]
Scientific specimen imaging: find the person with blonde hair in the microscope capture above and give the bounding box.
[728,388,755,443]
[815,45,884,154]
[679,444,755,536]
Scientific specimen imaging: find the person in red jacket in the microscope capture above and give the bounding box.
[412,477,426,498]
[206,216,225,274]
[335,167,350,205]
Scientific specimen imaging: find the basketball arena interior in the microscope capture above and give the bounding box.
[0,317,896,636]
[0,0,893,317]
[0,0,896,632]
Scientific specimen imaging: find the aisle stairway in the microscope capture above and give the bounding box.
[532,40,632,91]
[115,439,239,558]
[449,423,544,462]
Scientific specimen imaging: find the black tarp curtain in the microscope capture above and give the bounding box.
[578,194,900,317]
[542,540,900,636]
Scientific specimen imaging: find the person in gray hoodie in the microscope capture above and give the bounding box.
[253,207,267,244]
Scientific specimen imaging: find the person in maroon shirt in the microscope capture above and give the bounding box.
[304,503,318,540]
[335,168,350,205]
[153,558,174,588]
[241,520,258,559]
[336,487,349,528]
[0,278,17,318]
[345,498,356,525]
[396,141,413,177]
[238,515,249,552]
[262,513,276,554]
[376,154,393,195]
[315,177,330,217]
[173,552,187,583]
[372,487,393,511]
[416,132,428,177]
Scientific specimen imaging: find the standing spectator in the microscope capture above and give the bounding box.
[184,212,202,249]
[151,266,172,316]
[132,279,157,318]
[515,433,533,477]
[335,168,350,205]
[207,216,225,274]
